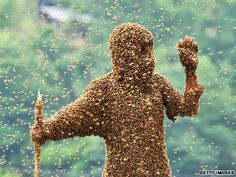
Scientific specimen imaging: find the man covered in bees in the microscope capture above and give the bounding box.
[31,23,205,177]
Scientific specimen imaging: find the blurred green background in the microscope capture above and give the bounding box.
[0,0,235,176]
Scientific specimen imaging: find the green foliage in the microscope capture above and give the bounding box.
[0,0,235,176]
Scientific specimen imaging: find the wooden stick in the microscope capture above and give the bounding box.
[34,143,41,177]
[34,90,43,177]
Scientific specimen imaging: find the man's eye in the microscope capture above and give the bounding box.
[149,40,153,46]
[145,40,153,48]
[139,46,147,54]
[138,46,146,54]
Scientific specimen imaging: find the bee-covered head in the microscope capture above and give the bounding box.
[109,23,155,84]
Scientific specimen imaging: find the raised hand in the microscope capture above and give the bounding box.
[177,36,205,95]
[178,36,198,70]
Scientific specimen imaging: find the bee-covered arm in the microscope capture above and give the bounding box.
[161,36,205,122]
[41,80,108,141]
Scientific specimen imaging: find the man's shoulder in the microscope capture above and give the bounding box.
[152,73,167,84]
[153,73,176,91]
[84,72,113,92]
[91,72,112,85]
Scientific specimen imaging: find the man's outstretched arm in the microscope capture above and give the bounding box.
[162,36,205,122]
[30,79,108,144]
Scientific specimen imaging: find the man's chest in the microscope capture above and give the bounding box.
[106,85,164,125]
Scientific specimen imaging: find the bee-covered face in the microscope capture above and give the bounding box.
[109,23,155,84]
